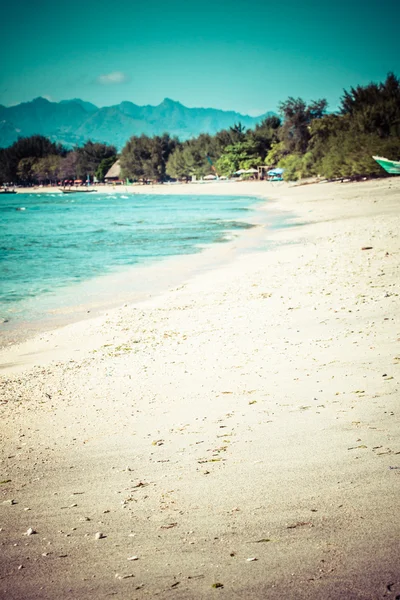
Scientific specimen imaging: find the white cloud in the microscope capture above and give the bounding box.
[97,71,129,85]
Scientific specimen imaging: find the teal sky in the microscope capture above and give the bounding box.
[1,0,399,115]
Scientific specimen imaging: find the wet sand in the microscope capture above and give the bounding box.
[1,178,399,599]
[0,186,298,348]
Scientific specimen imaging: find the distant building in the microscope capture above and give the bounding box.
[104,160,122,183]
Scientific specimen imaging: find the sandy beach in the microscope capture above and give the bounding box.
[1,178,399,599]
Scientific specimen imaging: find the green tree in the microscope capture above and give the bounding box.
[277,153,315,181]
[264,141,287,166]
[0,135,66,183]
[340,72,400,138]
[214,129,236,150]
[215,140,261,176]
[166,146,191,180]
[304,73,400,179]
[32,155,62,183]
[75,141,117,179]
[279,97,327,154]
[59,151,79,180]
[96,156,117,181]
[316,131,400,179]
[120,134,177,182]
[17,157,38,184]
[250,115,281,160]
[229,122,246,143]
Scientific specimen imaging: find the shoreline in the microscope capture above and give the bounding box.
[0,187,299,350]
[11,179,266,195]
[1,177,399,599]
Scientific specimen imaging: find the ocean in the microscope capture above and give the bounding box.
[1,190,279,340]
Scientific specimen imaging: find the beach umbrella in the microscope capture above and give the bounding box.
[245,168,258,173]
[267,168,284,176]
[235,169,247,175]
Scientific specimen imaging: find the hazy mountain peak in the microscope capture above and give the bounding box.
[31,96,52,105]
[161,97,181,106]
[0,96,276,149]
[60,99,98,112]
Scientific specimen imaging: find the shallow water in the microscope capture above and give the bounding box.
[0,192,262,326]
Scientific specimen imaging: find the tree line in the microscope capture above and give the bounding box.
[1,73,399,185]
[0,138,117,185]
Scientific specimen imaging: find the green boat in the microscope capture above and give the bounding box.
[372,156,400,174]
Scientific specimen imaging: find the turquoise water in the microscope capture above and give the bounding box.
[0,191,261,325]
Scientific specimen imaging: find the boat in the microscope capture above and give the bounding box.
[61,189,98,194]
[0,188,17,194]
[372,156,400,175]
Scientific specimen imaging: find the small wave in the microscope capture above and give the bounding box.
[220,220,255,230]
[232,222,255,230]
[215,234,233,243]
[24,240,42,246]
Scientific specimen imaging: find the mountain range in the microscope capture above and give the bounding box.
[0,97,275,150]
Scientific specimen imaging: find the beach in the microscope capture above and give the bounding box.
[0,188,270,346]
[1,178,399,599]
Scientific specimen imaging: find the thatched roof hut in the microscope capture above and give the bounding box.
[104,160,121,181]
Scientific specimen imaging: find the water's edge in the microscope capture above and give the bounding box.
[0,195,301,347]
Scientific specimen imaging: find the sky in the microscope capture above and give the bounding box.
[1,0,399,115]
